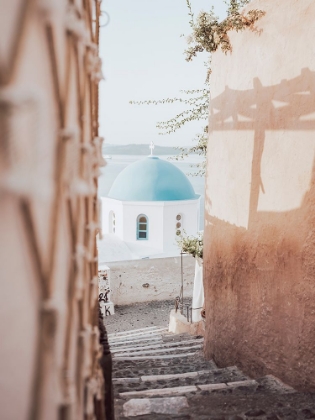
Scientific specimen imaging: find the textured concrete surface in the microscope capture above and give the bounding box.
[123,397,189,417]
[113,327,315,419]
[106,256,195,305]
[169,309,205,336]
[104,299,192,334]
[204,0,315,391]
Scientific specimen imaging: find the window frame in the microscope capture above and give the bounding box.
[136,214,148,240]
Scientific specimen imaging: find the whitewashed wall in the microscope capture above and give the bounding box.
[106,255,195,305]
[101,197,200,254]
[101,198,124,237]
[123,202,164,249]
[163,199,200,253]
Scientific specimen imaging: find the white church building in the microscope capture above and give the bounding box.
[99,149,200,261]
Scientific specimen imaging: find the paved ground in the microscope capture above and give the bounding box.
[109,327,315,420]
[105,304,315,420]
[104,299,191,334]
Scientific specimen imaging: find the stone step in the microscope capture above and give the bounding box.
[141,369,211,382]
[111,326,311,419]
[115,378,310,420]
[108,325,165,338]
[113,359,217,379]
[111,333,200,349]
[112,328,294,420]
[109,328,168,342]
[118,379,258,398]
[110,335,166,346]
[121,397,189,417]
[114,352,199,361]
[132,366,243,383]
[162,333,196,343]
[113,366,249,394]
[113,367,242,384]
[111,338,204,353]
[109,335,163,347]
[113,343,203,358]
[109,331,167,340]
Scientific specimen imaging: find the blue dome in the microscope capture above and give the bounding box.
[108,156,197,201]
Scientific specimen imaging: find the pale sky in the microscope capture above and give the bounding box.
[99,0,227,147]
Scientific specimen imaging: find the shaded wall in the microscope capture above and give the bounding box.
[0,1,106,419]
[107,256,195,305]
[204,0,315,391]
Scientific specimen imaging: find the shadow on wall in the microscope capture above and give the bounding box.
[204,68,315,391]
[210,67,315,226]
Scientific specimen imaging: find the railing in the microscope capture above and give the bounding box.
[98,307,115,420]
[175,252,204,323]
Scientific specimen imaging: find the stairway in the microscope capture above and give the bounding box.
[109,326,315,419]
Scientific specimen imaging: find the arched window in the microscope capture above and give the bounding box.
[137,214,148,240]
[109,211,115,234]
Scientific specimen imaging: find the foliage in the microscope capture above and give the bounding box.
[130,88,209,176]
[130,1,265,175]
[131,89,209,135]
[174,128,208,177]
[185,0,265,81]
[177,231,203,259]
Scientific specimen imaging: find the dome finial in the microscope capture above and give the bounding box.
[149,141,155,156]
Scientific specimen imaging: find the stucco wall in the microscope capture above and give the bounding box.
[101,197,200,254]
[107,256,195,305]
[163,199,200,253]
[204,0,315,391]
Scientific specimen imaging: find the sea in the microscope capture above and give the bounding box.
[98,155,205,229]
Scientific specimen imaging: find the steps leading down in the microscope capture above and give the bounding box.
[110,326,315,420]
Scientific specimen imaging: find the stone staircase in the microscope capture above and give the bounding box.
[109,326,315,420]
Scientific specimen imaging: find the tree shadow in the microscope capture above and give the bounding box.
[209,67,315,228]
[204,68,315,391]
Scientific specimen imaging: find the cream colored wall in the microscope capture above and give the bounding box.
[204,0,315,390]
[107,256,195,305]
[207,0,315,229]
[0,1,105,419]
[205,131,254,228]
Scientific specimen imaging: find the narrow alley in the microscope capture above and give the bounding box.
[107,304,315,420]
[2,1,315,419]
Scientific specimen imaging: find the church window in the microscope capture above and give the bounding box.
[137,215,148,240]
[109,211,115,234]
[175,214,182,236]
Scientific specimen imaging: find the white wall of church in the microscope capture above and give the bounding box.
[101,197,201,254]
[107,255,195,305]
[101,198,124,237]
[163,199,201,253]
[122,202,164,250]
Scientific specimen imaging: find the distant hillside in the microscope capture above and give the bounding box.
[102,143,181,156]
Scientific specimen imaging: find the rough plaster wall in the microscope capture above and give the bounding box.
[0,1,105,419]
[107,256,195,305]
[204,0,315,391]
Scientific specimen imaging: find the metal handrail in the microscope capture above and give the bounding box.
[180,252,187,315]
[176,253,205,323]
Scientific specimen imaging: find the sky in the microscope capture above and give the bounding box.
[99,0,227,147]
